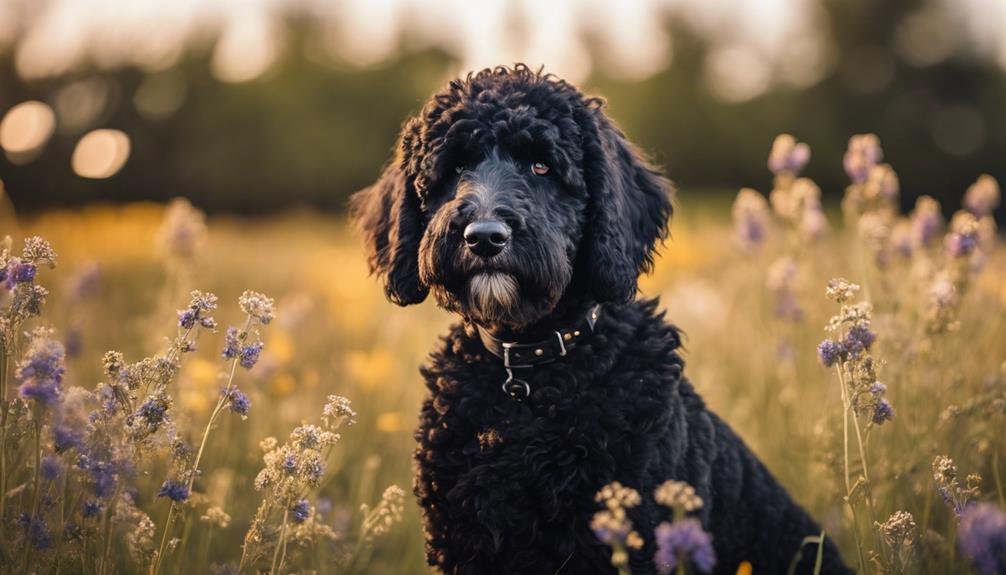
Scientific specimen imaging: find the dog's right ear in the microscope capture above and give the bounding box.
[349,120,428,306]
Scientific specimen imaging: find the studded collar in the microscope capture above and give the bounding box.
[475,305,601,401]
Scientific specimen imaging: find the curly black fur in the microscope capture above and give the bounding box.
[351,65,851,574]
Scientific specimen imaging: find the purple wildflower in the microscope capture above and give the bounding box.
[873,400,894,425]
[292,499,311,524]
[845,325,876,351]
[81,457,118,498]
[53,426,83,453]
[282,453,297,475]
[158,479,190,502]
[18,514,51,549]
[958,503,1006,575]
[178,308,199,329]
[40,455,63,482]
[222,327,240,359]
[869,382,887,396]
[11,261,38,284]
[304,458,324,483]
[239,342,264,370]
[654,518,716,574]
[137,397,169,426]
[843,134,883,184]
[226,387,250,417]
[817,340,842,367]
[946,232,978,258]
[83,499,102,518]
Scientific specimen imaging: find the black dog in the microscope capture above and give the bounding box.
[352,65,850,574]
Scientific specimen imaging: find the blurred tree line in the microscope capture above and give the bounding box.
[0,0,1003,219]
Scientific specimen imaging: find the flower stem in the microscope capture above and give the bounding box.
[0,346,9,526]
[21,416,42,572]
[269,505,290,575]
[835,364,867,574]
[152,504,177,575]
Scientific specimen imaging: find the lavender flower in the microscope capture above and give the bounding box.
[731,188,771,250]
[958,503,1006,575]
[239,342,263,370]
[654,518,716,574]
[222,326,240,359]
[768,134,811,175]
[817,340,842,367]
[843,133,883,184]
[872,399,894,424]
[83,500,102,518]
[157,198,207,260]
[226,387,250,417]
[18,514,52,549]
[910,196,945,248]
[17,330,66,409]
[53,426,83,453]
[845,325,876,351]
[292,499,311,524]
[963,174,1001,218]
[238,290,275,325]
[177,290,217,330]
[40,455,63,481]
[157,479,190,502]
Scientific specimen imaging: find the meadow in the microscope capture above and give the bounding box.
[0,134,1003,574]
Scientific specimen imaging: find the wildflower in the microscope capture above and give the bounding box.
[292,499,311,524]
[864,163,899,204]
[178,290,218,330]
[654,518,716,574]
[825,278,860,304]
[872,399,894,424]
[817,340,842,367]
[137,395,170,427]
[910,196,945,248]
[53,425,83,453]
[222,326,240,359]
[767,134,811,175]
[878,510,916,548]
[843,133,883,184]
[201,507,232,528]
[591,482,643,569]
[83,500,103,518]
[933,456,981,518]
[322,395,358,428]
[10,260,37,284]
[361,486,406,540]
[731,188,771,250]
[66,262,101,302]
[766,257,803,321]
[40,455,63,482]
[239,290,275,325]
[21,236,57,266]
[963,174,1001,218]
[157,479,190,502]
[957,503,1006,575]
[18,514,52,550]
[654,480,703,513]
[239,341,263,370]
[157,197,207,260]
[845,325,876,351]
[17,330,66,409]
[225,387,250,417]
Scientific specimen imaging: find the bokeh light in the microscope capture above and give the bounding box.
[0,100,56,163]
[71,128,131,179]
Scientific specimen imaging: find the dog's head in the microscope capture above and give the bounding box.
[351,65,673,330]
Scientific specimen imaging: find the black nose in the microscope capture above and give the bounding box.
[463,220,511,258]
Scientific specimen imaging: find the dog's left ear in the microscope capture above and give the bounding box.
[578,105,674,303]
[349,120,428,306]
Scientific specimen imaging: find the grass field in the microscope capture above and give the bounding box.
[0,138,1004,574]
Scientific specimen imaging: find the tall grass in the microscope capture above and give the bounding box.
[0,132,1003,573]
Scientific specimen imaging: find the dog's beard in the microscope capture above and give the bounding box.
[466,272,520,322]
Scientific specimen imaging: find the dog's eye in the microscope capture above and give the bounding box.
[531,162,549,176]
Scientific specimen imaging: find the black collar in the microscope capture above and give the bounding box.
[475,305,601,401]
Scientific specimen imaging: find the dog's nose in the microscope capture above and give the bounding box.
[463,220,510,258]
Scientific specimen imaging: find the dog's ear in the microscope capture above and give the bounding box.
[349,119,428,306]
[579,104,674,303]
